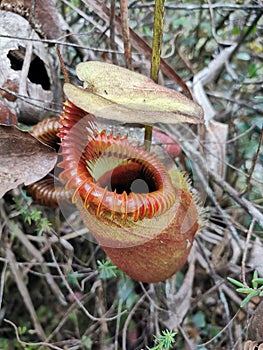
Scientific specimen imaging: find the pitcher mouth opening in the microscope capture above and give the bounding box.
[96,158,160,195]
[68,131,177,222]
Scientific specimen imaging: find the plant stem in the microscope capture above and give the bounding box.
[145,0,165,151]
[120,0,132,70]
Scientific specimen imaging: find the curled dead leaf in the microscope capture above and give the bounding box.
[64,61,204,125]
[0,125,57,198]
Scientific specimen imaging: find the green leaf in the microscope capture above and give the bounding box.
[252,270,259,289]
[227,277,245,288]
[236,288,254,294]
[190,311,206,328]
[232,27,240,35]
[97,259,123,280]
[240,290,260,308]
[147,329,177,350]
[252,278,263,285]
[118,278,136,309]
[81,335,92,349]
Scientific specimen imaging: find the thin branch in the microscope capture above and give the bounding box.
[241,218,256,287]
[240,127,263,195]
[130,3,263,11]
[0,260,7,311]
[5,247,46,340]
[49,246,126,322]
[196,311,241,348]
[122,294,146,350]
[195,238,235,348]
[0,34,126,54]
[19,30,34,97]
[4,319,63,350]
[56,44,70,84]
[209,172,263,227]
[114,298,123,350]
[0,87,61,114]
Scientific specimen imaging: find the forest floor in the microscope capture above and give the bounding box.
[0,1,263,349]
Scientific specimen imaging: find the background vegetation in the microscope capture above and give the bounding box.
[0,0,262,349]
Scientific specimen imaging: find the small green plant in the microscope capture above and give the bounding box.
[61,271,84,287]
[228,270,263,308]
[13,197,52,234]
[146,329,177,350]
[81,335,92,349]
[97,259,124,280]
[0,338,9,350]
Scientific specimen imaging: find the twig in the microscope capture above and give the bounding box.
[49,246,126,322]
[207,91,263,115]
[241,127,263,195]
[209,172,263,227]
[178,325,196,350]
[130,3,263,11]
[4,319,63,350]
[207,0,220,45]
[241,219,256,287]
[193,43,237,121]
[195,238,235,349]
[229,11,263,63]
[19,29,34,97]
[139,282,167,312]
[122,294,146,350]
[7,223,66,305]
[56,44,70,84]
[114,298,123,350]
[44,294,93,343]
[5,246,46,340]
[0,260,7,311]
[8,221,44,263]
[0,87,61,114]
[196,310,241,347]
[0,34,125,54]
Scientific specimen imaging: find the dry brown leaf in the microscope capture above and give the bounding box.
[24,0,62,39]
[0,125,57,198]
